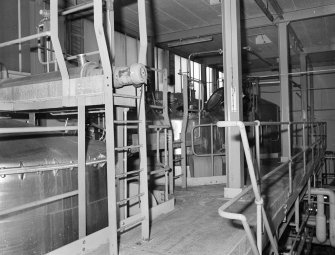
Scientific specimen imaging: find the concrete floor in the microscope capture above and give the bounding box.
[83,152,314,255]
[119,185,254,255]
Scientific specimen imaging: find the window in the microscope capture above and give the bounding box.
[218,71,224,88]
[206,67,213,98]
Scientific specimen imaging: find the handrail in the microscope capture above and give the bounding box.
[216,120,326,255]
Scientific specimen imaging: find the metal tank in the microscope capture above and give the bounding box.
[0,118,108,255]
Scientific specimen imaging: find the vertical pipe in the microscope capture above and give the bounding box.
[78,96,86,238]
[164,129,168,165]
[311,188,335,247]
[46,40,50,73]
[288,124,292,194]
[156,129,160,163]
[308,178,311,206]
[255,122,261,191]
[168,129,174,194]
[164,128,168,200]
[295,197,299,233]
[257,203,262,254]
[303,123,306,175]
[316,194,326,243]
[181,74,189,188]
[18,0,22,72]
[211,123,214,176]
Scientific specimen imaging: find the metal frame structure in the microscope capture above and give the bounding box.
[216,120,326,255]
[0,0,152,254]
[177,73,227,188]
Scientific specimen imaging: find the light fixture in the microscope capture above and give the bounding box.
[255,34,272,45]
[167,36,213,48]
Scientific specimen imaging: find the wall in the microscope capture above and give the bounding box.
[0,0,31,73]
[311,66,335,151]
[252,66,335,152]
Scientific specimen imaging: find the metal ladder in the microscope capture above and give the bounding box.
[148,68,174,198]
[92,0,150,254]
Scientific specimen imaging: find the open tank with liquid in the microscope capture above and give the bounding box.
[0,118,108,254]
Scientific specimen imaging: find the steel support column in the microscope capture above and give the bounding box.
[300,53,307,121]
[201,64,207,101]
[221,0,244,196]
[278,22,290,161]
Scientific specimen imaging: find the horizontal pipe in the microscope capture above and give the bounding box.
[218,206,260,255]
[0,126,78,134]
[0,159,106,176]
[66,50,99,61]
[0,190,78,217]
[61,2,94,15]
[0,31,50,48]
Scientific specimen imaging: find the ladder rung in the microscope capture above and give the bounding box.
[117,192,144,206]
[174,174,183,179]
[149,166,170,175]
[114,120,141,124]
[118,214,145,233]
[113,93,140,99]
[173,158,182,162]
[115,169,143,179]
[148,125,170,129]
[115,145,141,151]
[149,105,164,109]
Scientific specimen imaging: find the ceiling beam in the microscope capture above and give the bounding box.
[254,0,274,22]
[304,44,335,54]
[156,16,273,43]
[282,4,335,22]
[154,4,335,44]
[268,0,283,19]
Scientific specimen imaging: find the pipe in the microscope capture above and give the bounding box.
[243,47,275,69]
[311,188,335,247]
[61,2,94,16]
[187,49,223,76]
[316,194,327,243]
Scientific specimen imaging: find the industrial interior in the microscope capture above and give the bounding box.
[1,0,335,254]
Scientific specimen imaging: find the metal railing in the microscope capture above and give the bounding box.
[321,152,335,186]
[191,123,225,177]
[216,120,326,255]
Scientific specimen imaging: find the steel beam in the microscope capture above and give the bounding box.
[278,22,290,161]
[304,44,335,54]
[221,0,244,195]
[254,0,274,22]
[282,4,335,22]
[268,0,283,19]
[156,16,274,43]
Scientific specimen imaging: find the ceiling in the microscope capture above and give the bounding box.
[112,0,335,73]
